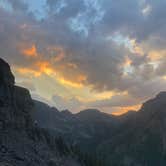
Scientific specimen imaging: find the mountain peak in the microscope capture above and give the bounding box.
[78,109,100,114]
[61,109,73,115]
[0,58,15,86]
[156,91,166,98]
[140,91,166,113]
[0,58,33,128]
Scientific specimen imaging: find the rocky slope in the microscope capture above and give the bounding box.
[0,58,81,166]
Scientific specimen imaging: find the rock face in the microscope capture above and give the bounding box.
[0,58,14,85]
[0,58,81,166]
[0,58,33,129]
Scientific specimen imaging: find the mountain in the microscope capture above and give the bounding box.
[33,86,166,165]
[0,58,81,166]
[33,104,120,152]
[61,109,74,117]
[98,92,166,166]
[33,102,97,151]
[76,109,116,123]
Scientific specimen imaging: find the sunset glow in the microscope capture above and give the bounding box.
[112,105,141,116]
[21,45,38,58]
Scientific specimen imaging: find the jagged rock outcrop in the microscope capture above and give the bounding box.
[0,58,81,166]
[0,58,33,129]
[0,58,14,86]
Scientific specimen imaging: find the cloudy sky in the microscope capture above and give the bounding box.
[0,0,166,115]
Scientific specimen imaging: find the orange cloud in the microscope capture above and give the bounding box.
[124,56,132,66]
[17,42,89,88]
[36,61,55,75]
[59,77,84,88]
[14,61,54,78]
[56,68,87,88]
[148,50,166,61]
[112,104,141,116]
[16,67,41,77]
[15,59,87,89]
[21,44,38,57]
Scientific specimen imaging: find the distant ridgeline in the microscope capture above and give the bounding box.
[33,87,166,165]
[1,57,166,166]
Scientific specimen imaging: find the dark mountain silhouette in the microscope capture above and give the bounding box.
[33,91,166,166]
[61,109,74,117]
[0,58,82,166]
[98,92,166,166]
[33,103,120,152]
[76,109,116,123]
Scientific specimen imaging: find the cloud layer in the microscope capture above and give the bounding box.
[0,0,166,114]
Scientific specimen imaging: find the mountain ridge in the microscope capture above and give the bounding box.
[33,90,166,166]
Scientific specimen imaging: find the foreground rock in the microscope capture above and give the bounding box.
[0,58,81,166]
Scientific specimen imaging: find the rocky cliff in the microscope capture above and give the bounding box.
[0,58,81,166]
[0,58,33,130]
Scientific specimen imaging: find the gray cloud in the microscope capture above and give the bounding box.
[89,93,140,108]
[16,80,36,91]
[52,95,82,112]
[0,0,166,112]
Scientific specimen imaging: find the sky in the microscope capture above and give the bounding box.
[0,0,166,115]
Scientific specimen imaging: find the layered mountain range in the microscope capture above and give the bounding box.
[33,87,166,166]
[33,89,166,166]
[0,57,166,166]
